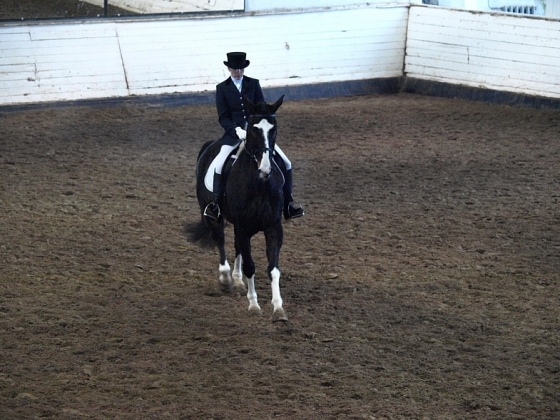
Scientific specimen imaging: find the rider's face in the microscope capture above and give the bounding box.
[228,67,244,81]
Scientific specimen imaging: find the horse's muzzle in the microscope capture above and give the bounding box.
[259,169,271,180]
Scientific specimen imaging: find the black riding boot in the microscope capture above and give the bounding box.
[203,173,222,220]
[283,169,304,220]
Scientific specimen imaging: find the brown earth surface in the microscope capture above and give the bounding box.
[0,93,559,419]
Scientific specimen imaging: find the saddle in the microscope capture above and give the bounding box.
[203,141,242,194]
[220,147,239,189]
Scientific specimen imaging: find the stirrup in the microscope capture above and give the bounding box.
[204,203,221,220]
[284,200,304,220]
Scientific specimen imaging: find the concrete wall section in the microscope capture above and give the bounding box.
[405,6,560,100]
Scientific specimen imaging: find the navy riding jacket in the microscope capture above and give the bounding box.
[216,76,265,142]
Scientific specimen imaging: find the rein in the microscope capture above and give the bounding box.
[244,144,274,163]
[249,114,276,119]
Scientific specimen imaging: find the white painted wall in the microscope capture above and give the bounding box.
[405,6,560,99]
[0,4,408,105]
[0,24,130,104]
[2,3,560,106]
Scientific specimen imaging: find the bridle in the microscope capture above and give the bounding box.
[244,114,277,162]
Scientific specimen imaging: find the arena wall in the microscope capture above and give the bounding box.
[405,6,560,102]
[1,3,560,107]
[0,4,407,106]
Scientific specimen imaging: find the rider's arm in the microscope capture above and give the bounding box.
[216,86,237,137]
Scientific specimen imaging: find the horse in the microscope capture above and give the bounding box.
[187,95,288,322]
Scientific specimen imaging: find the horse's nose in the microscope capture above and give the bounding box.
[259,169,270,180]
[258,152,272,179]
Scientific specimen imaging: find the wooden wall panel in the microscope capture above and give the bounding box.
[2,4,560,106]
[0,5,407,105]
[116,6,408,96]
[0,23,128,104]
[406,6,560,99]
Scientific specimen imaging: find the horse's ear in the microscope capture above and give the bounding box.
[271,95,284,113]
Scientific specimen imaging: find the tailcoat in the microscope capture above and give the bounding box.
[216,76,265,144]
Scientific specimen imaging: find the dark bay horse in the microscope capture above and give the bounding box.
[187,95,288,322]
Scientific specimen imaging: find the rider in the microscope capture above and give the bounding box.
[204,52,304,221]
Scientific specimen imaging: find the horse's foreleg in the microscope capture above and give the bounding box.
[235,230,261,315]
[265,224,287,322]
[232,254,246,291]
[246,274,262,316]
[218,259,233,293]
[270,268,287,322]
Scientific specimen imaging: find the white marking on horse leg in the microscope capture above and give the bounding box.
[270,268,283,312]
[270,268,287,322]
[219,260,232,286]
[246,274,262,315]
[232,254,245,290]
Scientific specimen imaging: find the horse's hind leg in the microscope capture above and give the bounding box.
[210,220,233,293]
[235,231,262,315]
[246,274,262,316]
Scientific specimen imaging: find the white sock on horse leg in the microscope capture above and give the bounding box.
[219,260,231,285]
[232,254,244,289]
[247,275,261,314]
[270,268,283,312]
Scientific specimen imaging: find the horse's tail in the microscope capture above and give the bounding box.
[184,219,216,248]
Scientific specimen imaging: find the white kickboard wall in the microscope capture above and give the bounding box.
[0,4,407,105]
[406,6,560,99]
[1,3,560,106]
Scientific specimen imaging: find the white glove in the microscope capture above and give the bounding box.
[235,127,246,140]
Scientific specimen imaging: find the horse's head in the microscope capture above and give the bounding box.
[244,95,284,180]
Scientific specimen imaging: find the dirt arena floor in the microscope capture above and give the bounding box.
[0,93,559,419]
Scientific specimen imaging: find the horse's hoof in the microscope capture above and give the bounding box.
[234,282,247,293]
[219,282,234,294]
[272,309,288,322]
[248,306,263,316]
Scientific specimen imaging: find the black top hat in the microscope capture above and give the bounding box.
[224,52,250,69]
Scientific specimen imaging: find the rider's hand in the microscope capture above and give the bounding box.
[235,127,246,140]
